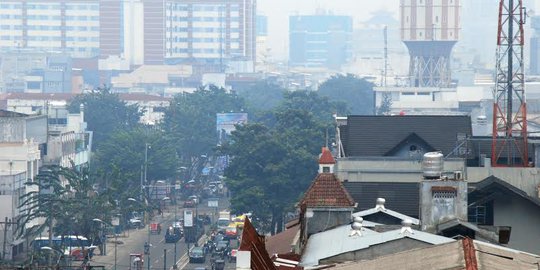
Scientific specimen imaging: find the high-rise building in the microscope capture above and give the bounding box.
[289,15,353,69]
[0,1,100,59]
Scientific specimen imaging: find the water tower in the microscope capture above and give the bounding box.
[400,0,460,87]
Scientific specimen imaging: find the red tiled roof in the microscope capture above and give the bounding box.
[318,147,335,164]
[300,173,355,208]
[265,223,300,255]
[240,217,277,270]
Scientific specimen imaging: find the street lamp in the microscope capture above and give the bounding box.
[93,218,118,270]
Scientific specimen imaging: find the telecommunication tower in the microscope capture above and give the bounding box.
[491,0,528,167]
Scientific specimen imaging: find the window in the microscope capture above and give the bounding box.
[409,145,417,151]
[322,166,330,173]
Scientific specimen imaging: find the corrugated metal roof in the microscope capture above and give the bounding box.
[340,115,472,157]
[239,217,277,270]
[300,224,454,267]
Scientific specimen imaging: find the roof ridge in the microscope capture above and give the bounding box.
[300,173,355,208]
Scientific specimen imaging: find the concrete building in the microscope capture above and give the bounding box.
[0,110,46,260]
[289,14,353,69]
[0,1,100,59]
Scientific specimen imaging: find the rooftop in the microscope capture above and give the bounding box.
[300,173,355,208]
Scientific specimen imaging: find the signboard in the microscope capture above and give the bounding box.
[208,200,218,208]
[216,113,248,134]
[184,209,194,227]
[111,217,120,226]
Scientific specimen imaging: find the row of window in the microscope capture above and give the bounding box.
[168,16,240,22]
[1,25,99,31]
[167,37,240,43]
[1,36,99,42]
[167,27,240,33]
[0,4,98,10]
[0,14,98,21]
[167,4,240,12]
[167,48,242,54]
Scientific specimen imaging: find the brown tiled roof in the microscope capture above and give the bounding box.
[318,147,335,164]
[300,173,355,208]
[240,217,277,270]
[265,223,300,255]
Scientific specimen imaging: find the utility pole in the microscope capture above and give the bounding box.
[1,217,16,261]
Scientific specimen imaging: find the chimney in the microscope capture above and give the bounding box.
[420,152,468,232]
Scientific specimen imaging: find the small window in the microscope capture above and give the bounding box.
[322,166,330,173]
[410,145,417,151]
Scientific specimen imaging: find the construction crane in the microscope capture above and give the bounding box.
[491,0,528,166]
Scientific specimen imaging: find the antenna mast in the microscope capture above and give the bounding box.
[491,0,528,166]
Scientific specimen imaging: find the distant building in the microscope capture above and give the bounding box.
[531,16,540,75]
[0,1,100,59]
[289,15,353,69]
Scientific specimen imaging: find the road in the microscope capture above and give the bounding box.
[91,196,230,270]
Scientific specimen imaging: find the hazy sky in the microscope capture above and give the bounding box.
[258,0,400,60]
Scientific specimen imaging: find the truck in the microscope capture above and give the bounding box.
[217,211,231,233]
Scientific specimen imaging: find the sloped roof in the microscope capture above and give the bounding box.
[318,147,335,164]
[343,182,420,218]
[330,238,540,270]
[239,217,276,270]
[340,115,472,157]
[266,223,300,255]
[300,223,454,267]
[300,173,355,208]
[353,202,420,225]
[469,175,540,208]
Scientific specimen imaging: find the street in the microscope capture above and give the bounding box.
[91,196,230,270]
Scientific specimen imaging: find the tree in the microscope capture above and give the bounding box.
[223,106,326,234]
[235,80,285,112]
[318,73,375,115]
[162,85,245,162]
[93,126,179,189]
[18,165,113,242]
[67,87,142,150]
[278,90,348,124]
[377,92,393,115]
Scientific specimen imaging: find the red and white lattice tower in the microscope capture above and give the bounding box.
[492,0,528,166]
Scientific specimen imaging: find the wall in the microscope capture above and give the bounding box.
[336,157,466,182]
[306,208,352,236]
[467,167,540,198]
[420,180,468,232]
[493,192,540,254]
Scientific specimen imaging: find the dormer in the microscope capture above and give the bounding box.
[318,147,335,173]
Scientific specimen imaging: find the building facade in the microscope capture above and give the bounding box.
[289,15,352,69]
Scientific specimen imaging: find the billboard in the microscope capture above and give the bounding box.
[216,113,248,134]
[184,209,194,227]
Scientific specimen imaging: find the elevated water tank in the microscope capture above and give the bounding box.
[422,152,443,179]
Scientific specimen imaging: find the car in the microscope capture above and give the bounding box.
[165,226,182,243]
[215,240,229,253]
[189,247,206,263]
[224,224,238,240]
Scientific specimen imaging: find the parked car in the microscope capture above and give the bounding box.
[189,247,206,263]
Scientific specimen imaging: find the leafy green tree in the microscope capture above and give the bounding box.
[318,73,375,115]
[278,90,348,124]
[18,165,112,242]
[162,85,245,162]
[377,92,393,115]
[235,80,285,112]
[223,107,325,234]
[67,87,142,150]
[94,126,178,184]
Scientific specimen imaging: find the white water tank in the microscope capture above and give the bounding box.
[422,152,444,179]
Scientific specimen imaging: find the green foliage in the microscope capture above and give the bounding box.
[93,126,179,187]
[318,73,375,115]
[162,85,245,161]
[67,86,142,150]
[235,80,285,112]
[279,90,348,124]
[18,165,113,241]
[377,92,393,115]
[223,94,327,234]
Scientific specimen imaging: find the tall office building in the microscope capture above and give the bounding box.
[0,1,100,59]
[289,15,353,69]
